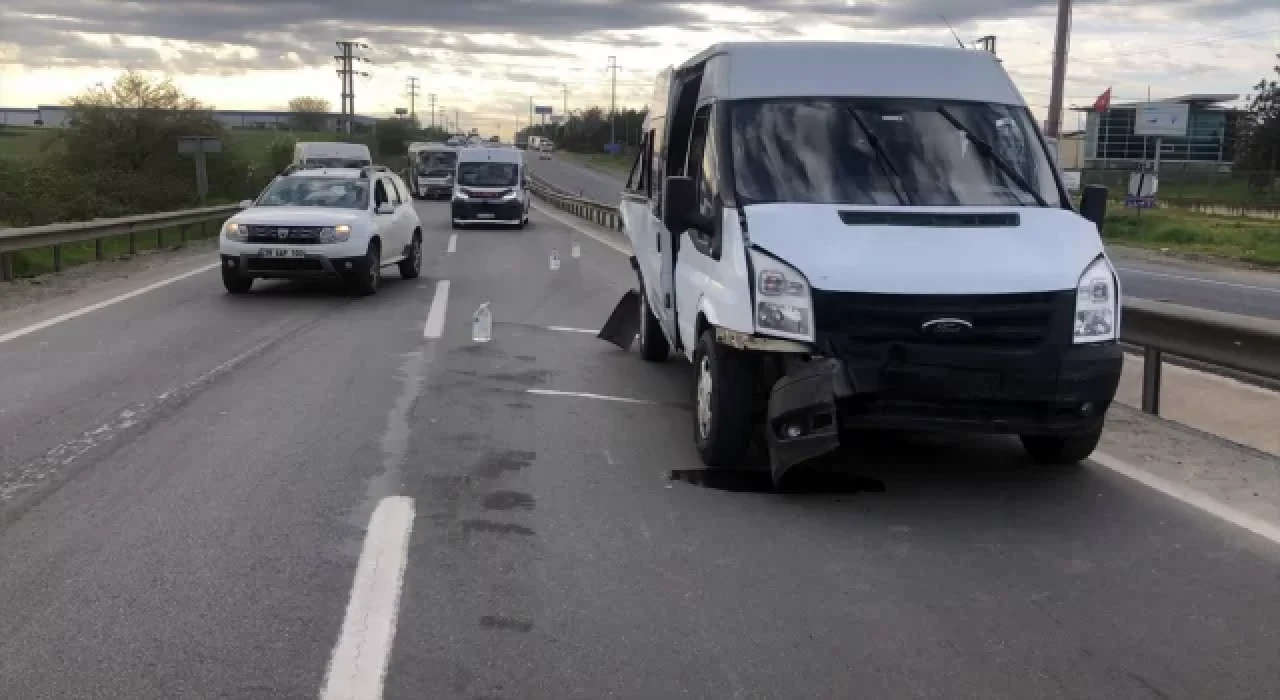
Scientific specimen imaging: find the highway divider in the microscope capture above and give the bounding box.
[526,174,1280,419]
[0,204,243,281]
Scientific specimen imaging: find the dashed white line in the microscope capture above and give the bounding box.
[0,262,219,345]
[446,234,457,254]
[546,326,598,334]
[1117,267,1280,295]
[531,201,631,255]
[423,280,451,339]
[1091,452,1280,546]
[526,388,662,405]
[319,495,416,700]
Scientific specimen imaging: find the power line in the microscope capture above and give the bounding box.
[405,76,420,123]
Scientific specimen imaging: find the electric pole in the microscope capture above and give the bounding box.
[607,56,619,146]
[1045,0,1071,138]
[405,76,420,124]
[428,93,437,129]
[977,35,997,54]
[334,40,370,134]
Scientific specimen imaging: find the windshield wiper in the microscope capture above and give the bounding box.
[936,107,1047,207]
[846,108,911,206]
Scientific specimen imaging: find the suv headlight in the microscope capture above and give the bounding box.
[319,224,352,243]
[223,221,247,242]
[749,249,814,342]
[1074,255,1119,343]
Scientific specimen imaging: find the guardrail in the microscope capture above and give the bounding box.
[527,174,623,231]
[525,177,1280,418]
[0,204,243,281]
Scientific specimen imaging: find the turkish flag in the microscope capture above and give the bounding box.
[1093,88,1112,113]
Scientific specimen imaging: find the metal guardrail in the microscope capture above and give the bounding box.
[0,204,242,281]
[525,175,1280,418]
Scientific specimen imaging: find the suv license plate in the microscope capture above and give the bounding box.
[259,249,306,258]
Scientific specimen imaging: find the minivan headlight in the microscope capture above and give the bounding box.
[1074,255,1119,343]
[749,248,813,342]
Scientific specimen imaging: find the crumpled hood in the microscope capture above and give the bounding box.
[742,203,1104,294]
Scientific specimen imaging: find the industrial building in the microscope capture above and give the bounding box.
[0,105,376,131]
[1072,94,1242,171]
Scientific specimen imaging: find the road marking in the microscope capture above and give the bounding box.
[423,280,451,339]
[446,234,457,254]
[1091,452,1280,546]
[531,201,631,255]
[546,326,598,334]
[319,495,416,700]
[1117,267,1280,295]
[0,262,218,345]
[527,388,663,405]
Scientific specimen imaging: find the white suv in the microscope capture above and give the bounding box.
[220,166,422,295]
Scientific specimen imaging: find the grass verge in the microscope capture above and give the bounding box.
[1102,207,1280,267]
[5,218,228,279]
[559,151,636,179]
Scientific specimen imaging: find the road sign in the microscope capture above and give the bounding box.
[1134,103,1189,137]
[178,137,223,205]
[534,105,553,115]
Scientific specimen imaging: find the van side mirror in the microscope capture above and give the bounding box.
[663,176,697,233]
[1079,185,1107,232]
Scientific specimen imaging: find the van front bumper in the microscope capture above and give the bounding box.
[765,342,1123,477]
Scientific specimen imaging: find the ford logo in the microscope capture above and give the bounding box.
[920,317,973,336]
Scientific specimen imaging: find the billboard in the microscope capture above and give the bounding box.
[534,105,553,115]
[1134,102,1189,137]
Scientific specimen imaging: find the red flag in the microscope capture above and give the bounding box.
[1093,87,1112,113]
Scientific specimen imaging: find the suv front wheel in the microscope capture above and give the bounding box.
[349,241,381,296]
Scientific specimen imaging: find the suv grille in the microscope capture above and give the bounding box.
[245,225,327,244]
[812,290,1071,351]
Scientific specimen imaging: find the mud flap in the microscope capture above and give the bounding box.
[598,289,640,350]
[767,358,842,485]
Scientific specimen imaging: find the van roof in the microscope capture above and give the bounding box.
[681,41,1025,106]
[457,147,523,164]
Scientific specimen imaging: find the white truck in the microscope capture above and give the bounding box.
[408,142,458,200]
[605,41,1120,483]
[292,141,372,169]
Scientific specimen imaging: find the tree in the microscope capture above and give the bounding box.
[288,96,332,132]
[1236,53,1279,174]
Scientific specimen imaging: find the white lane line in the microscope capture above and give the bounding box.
[1116,267,1280,295]
[423,280,451,339]
[319,495,416,700]
[531,201,631,255]
[527,388,662,405]
[1091,452,1280,546]
[0,262,219,345]
[546,326,598,334]
[446,234,457,254]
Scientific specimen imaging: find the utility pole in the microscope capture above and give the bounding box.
[334,40,370,134]
[1045,0,1071,138]
[607,56,619,146]
[405,76,420,124]
[977,35,997,54]
[428,93,437,129]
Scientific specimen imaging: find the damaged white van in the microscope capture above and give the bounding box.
[607,42,1120,483]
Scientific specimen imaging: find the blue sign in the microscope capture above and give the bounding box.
[1124,195,1158,209]
[604,143,622,155]
[534,105,553,115]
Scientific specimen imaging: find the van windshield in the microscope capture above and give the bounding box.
[419,151,457,174]
[302,157,371,169]
[729,98,1062,208]
[458,162,518,187]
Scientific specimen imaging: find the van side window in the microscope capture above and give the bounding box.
[688,106,717,218]
[627,133,646,192]
[643,129,655,198]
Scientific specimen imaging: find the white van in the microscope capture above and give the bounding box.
[293,141,372,169]
[610,42,1121,482]
[408,142,458,200]
[450,147,530,229]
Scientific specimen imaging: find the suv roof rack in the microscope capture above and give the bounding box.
[358,164,391,178]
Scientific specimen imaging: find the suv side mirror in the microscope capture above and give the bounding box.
[376,202,396,215]
[1079,184,1108,232]
[663,176,697,234]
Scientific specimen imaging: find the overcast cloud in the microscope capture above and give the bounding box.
[1,0,1276,128]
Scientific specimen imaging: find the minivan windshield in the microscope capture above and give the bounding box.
[419,151,457,174]
[458,162,519,187]
[730,98,1062,208]
[257,176,370,209]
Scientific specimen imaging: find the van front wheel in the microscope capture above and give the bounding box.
[693,329,755,467]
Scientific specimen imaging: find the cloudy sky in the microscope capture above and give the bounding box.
[1,0,1277,138]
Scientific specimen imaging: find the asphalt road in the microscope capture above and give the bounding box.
[0,198,1279,699]
[528,155,1280,321]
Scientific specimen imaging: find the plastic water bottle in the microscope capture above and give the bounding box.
[571,242,581,259]
[549,250,561,271]
[472,302,492,343]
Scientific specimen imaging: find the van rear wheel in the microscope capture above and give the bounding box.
[692,329,755,467]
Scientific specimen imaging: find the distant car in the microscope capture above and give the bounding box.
[219,166,422,296]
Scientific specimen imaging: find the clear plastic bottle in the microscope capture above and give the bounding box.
[550,250,561,270]
[472,302,492,343]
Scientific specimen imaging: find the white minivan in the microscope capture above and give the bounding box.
[450,147,530,229]
[293,141,372,169]
[612,42,1121,482]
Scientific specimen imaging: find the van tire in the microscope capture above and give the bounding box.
[693,329,755,467]
[1020,430,1102,466]
[637,286,668,362]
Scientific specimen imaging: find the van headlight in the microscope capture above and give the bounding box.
[749,249,813,342]
[319,224,351,243]
[1074,255,1119,343]
[223,221,247,242]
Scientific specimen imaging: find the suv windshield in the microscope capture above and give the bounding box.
[458,162,518,187]
[257,177,370,209]
[730,98,1062,208]
[419,151,457,174]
